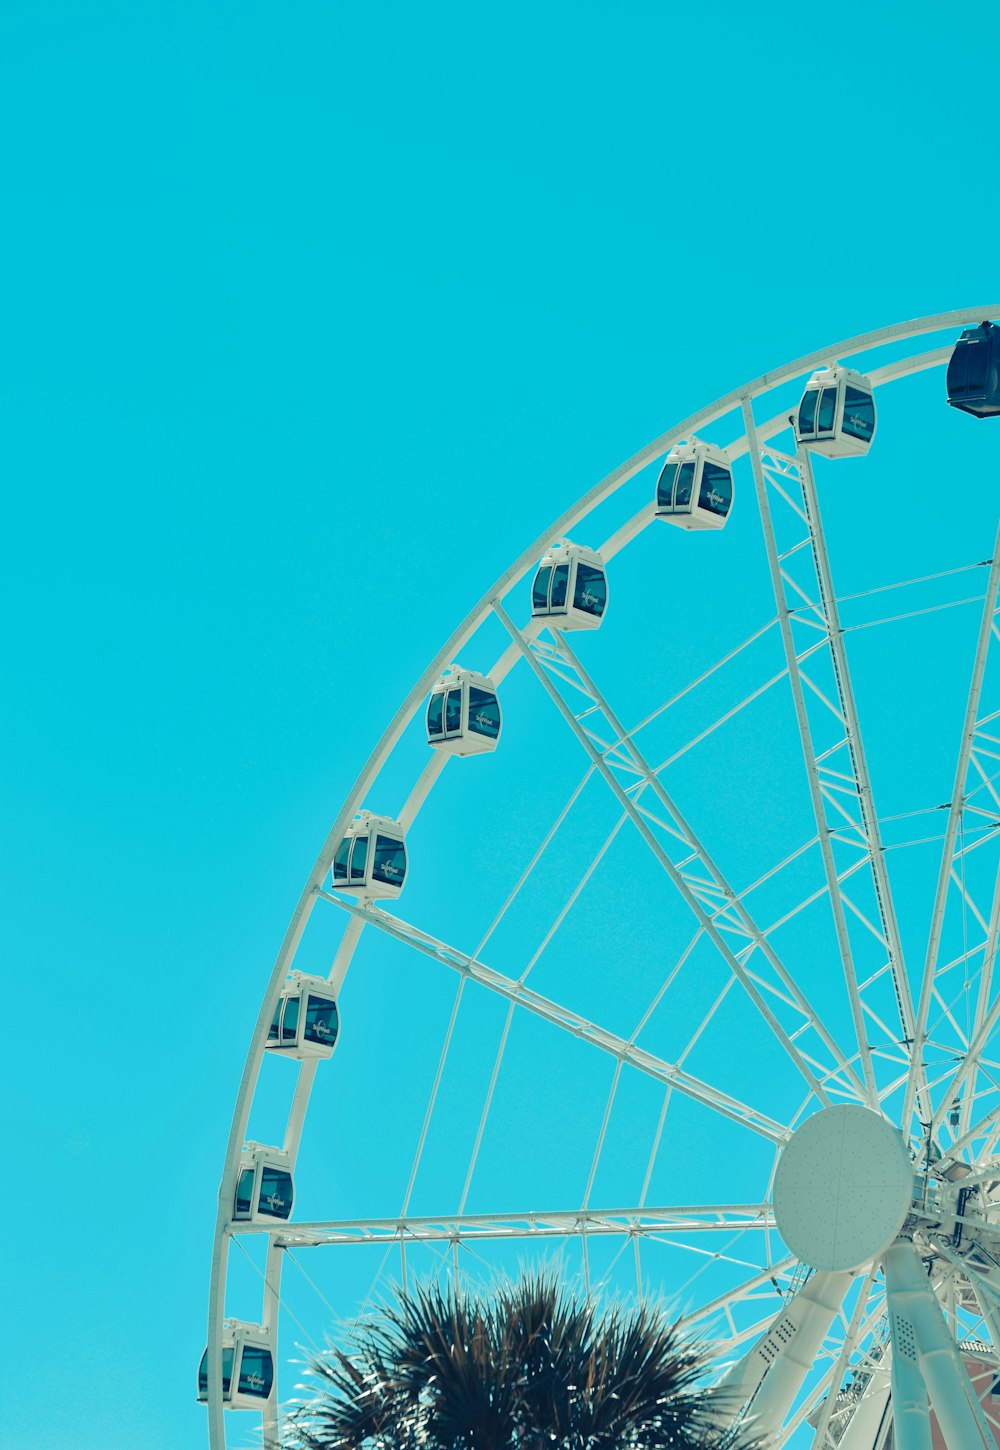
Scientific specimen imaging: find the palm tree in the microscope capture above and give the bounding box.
[282,1268,750,1449]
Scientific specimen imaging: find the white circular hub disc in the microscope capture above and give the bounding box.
[773,1106,913,1271]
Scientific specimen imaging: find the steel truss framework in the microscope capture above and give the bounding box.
[206,308,1000,1450]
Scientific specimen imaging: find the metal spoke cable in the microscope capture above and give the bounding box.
[582,1061,623,1210]
[230,1235,321,1353]
[791,559,992,612]
[841,594,986,634]
[401,977,466,1216]
[401,764,599,1216]
[457,804,635,1215]
[608,617,780,749]
[457,1000,515,1215]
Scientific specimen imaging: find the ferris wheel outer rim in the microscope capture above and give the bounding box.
[204,304,1000,1449]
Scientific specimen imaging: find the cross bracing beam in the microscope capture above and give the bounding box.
[743,403,919,1119]
[261,1203,775,1250]
[492,599,867,1108]
[319,890,791,1143]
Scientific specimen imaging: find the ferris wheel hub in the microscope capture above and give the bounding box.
[774,1105,914,1272]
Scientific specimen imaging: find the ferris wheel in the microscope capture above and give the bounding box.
[201,308,1000,1449]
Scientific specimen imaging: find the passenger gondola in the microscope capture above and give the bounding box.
[331,812,407,901]
[794,365,876,457]
[656,441,733,529]
[197,1321,274,1409]
[947,320,1000,418]
[233,1144,294,1224]
[531,541,608,630]
[426,667,502,756]
[266,973,340,1060]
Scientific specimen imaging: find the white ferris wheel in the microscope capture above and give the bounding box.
[202,307,1000,1449]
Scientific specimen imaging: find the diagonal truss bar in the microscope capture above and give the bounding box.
[546,623,867,1104]
[267,1203,776,1249]
[743,397,915,1112]
[492,600,859,1109]
[905,531,1000,1134]
[319,890,789,1143]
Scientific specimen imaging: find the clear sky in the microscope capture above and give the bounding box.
[4,3,1000,1448]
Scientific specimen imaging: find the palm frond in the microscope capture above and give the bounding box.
[282,1267,758,1450]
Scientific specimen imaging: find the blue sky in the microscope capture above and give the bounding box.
[4,3,1000,1447]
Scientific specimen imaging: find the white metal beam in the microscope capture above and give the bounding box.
[905,534,1000,1135]
[319,890,790,1142]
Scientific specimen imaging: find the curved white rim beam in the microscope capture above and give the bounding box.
[205,307,1000,1450]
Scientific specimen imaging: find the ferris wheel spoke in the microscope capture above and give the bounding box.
[318,890,789,1143]
[264,1202,776,1250]
[492,598,866,1110]
[904,533,1000,1136]
[743,400,916,1113]
[931,868,1000,1144]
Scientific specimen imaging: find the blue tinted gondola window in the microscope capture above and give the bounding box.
[199,1347,235,1398]
[426,692,444,737]
[817,388,836,433]
[333,837,351,882]
[468,686,500,738]
[445,689,462,734]
[349,835,369,883]
[259,1167,292,1218]
[550,564,569,609]
[373,834,405,887]
[657,462,679,509]
[305,994,338,1045]
[234,1167,255,1219]
[238,1346,273,1399]
[675,463,695,508]
[798,390,818,434]
[842,386,875,442]
[280,995,299,1044]
[532,566,552,612]
[574,564,607,616]
[267,1000,282,1042]
[701,463,732,517]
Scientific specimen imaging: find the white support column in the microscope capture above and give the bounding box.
[719,1269,853,1441]
[884,1237,994,1450]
